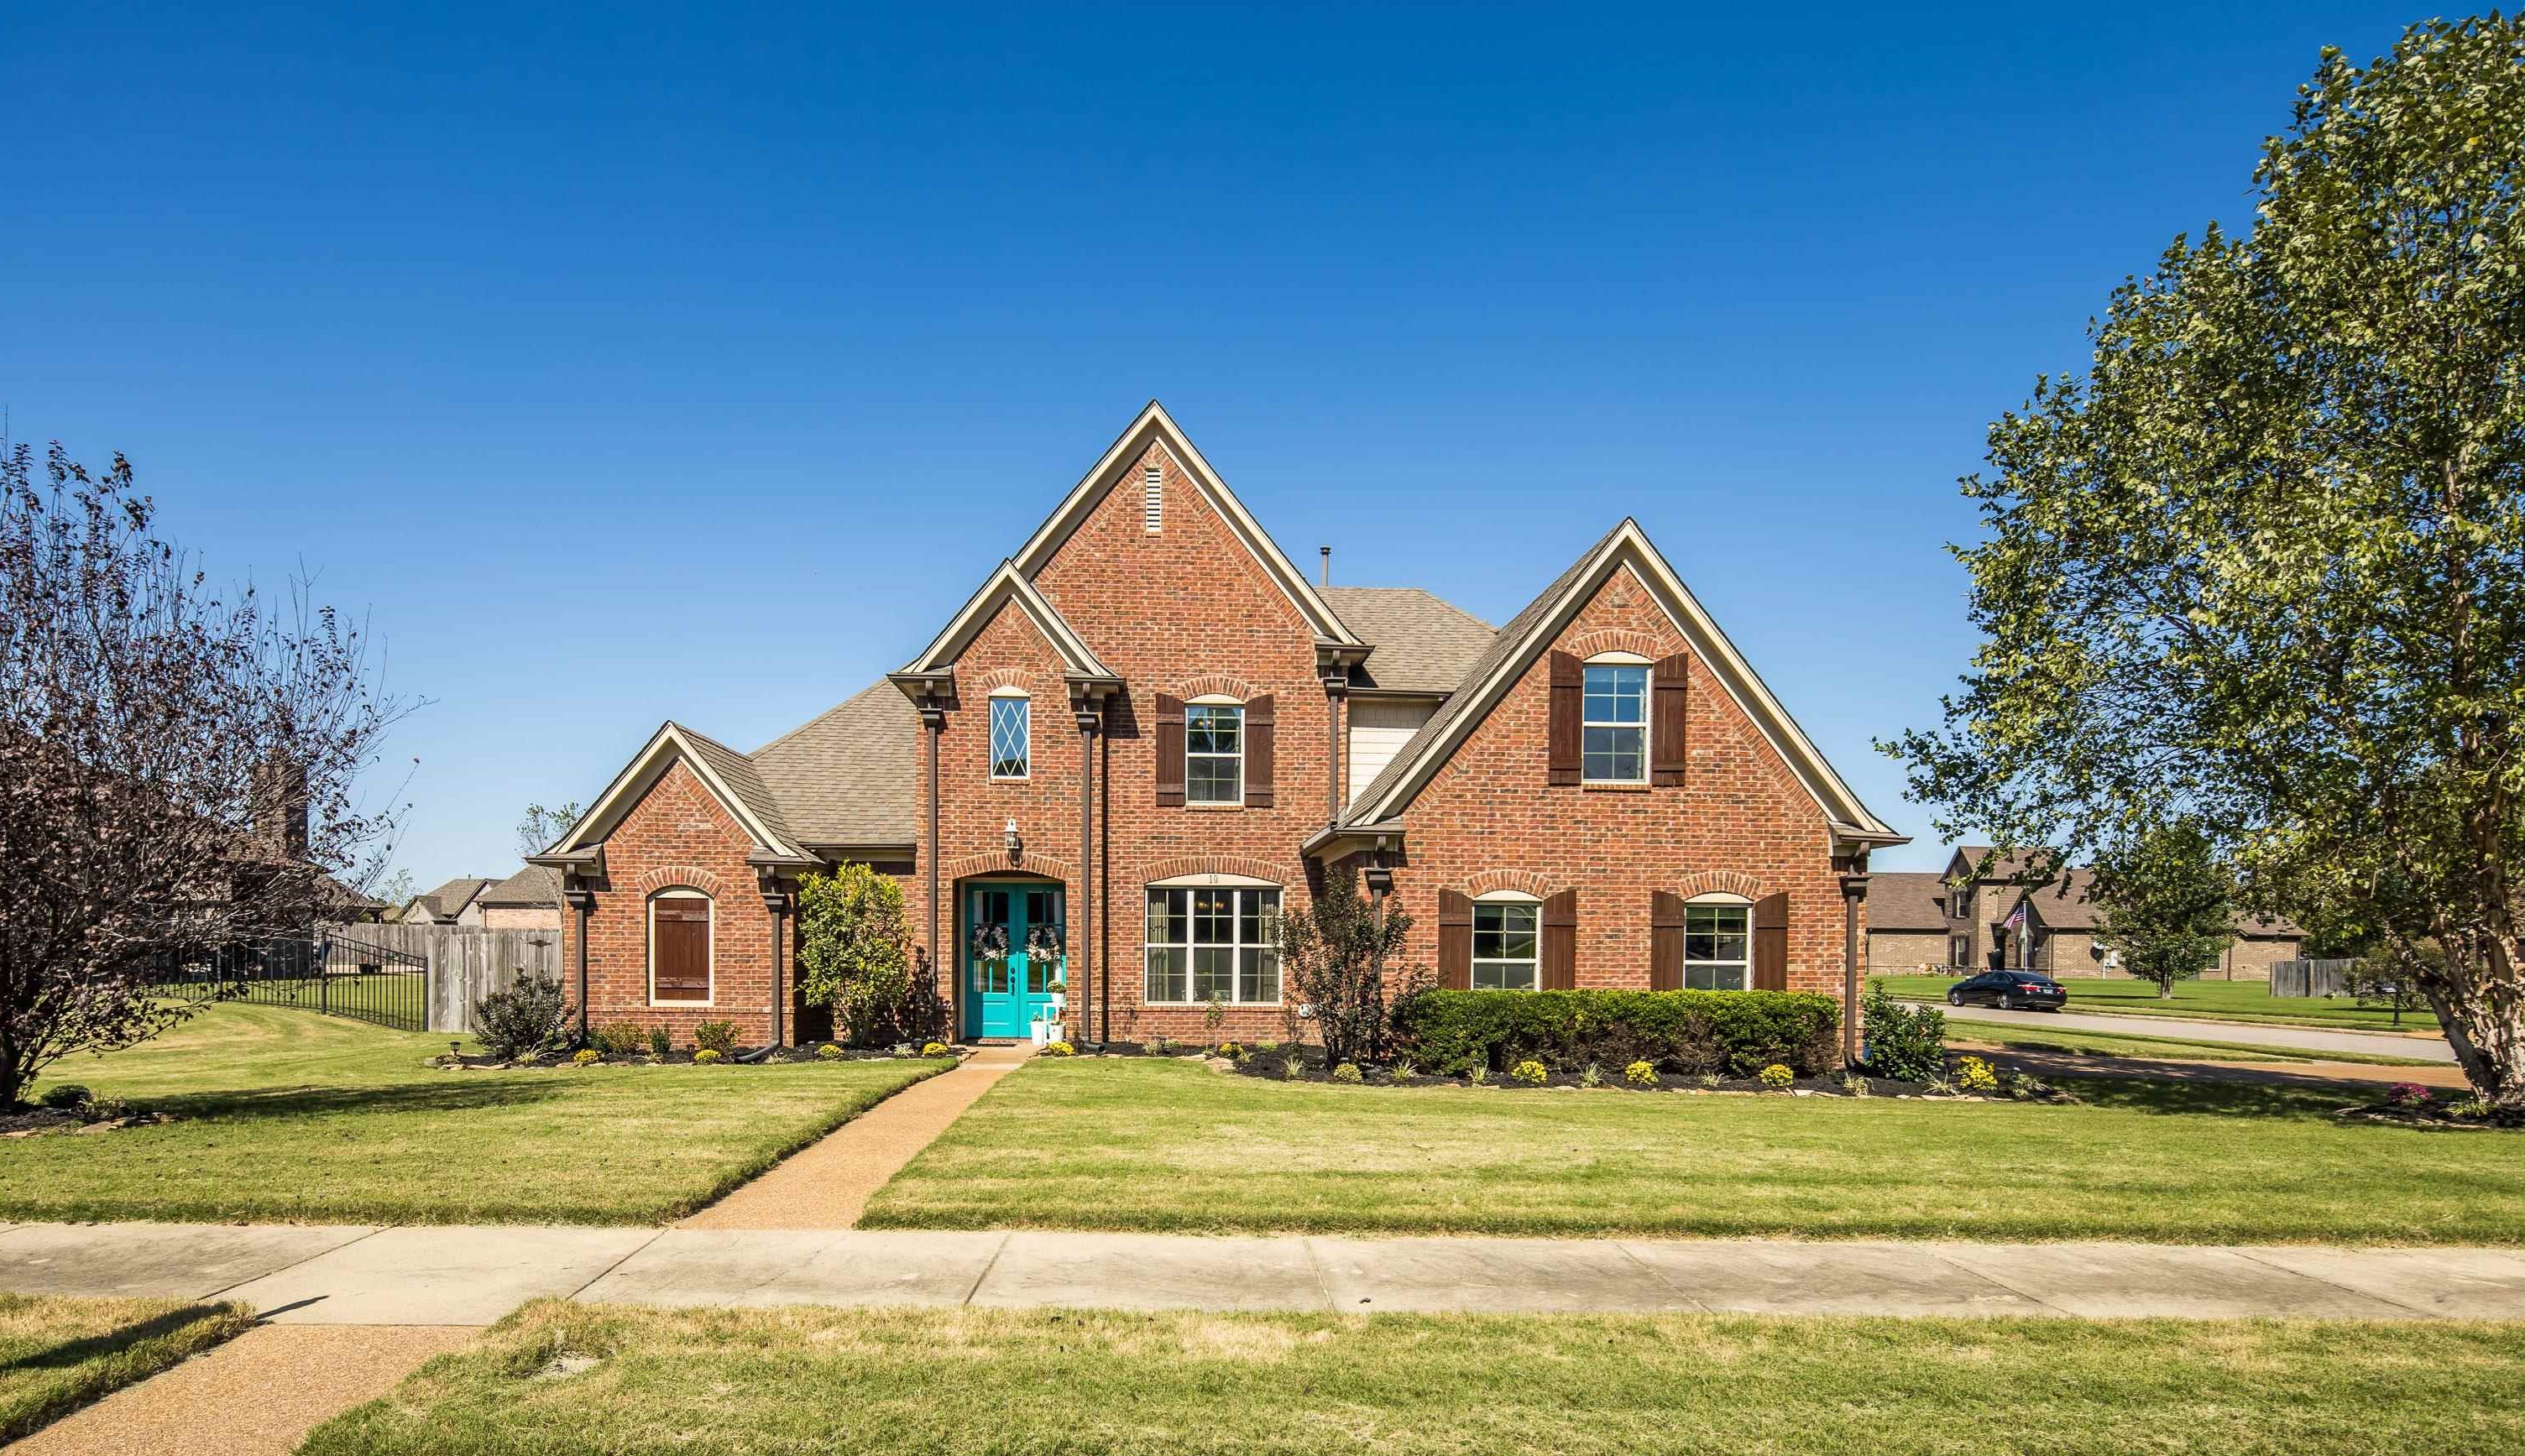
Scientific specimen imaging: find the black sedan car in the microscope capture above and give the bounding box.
[1946,971,2069,1011]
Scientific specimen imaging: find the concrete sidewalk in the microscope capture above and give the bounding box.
[8,1221,2524,1323]
[1931,1001,2456,1062]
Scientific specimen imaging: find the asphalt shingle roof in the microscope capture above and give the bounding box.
[748,681,921,848]
[1322,587,1496,696]
[1868,871,1952,932]
[476,864,561,908]
[413,876,493,921]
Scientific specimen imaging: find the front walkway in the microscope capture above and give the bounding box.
[680,1044,1032,1230]
[6,1221,2523,1323]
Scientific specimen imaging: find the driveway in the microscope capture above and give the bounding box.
[1926,1001,2455,1062]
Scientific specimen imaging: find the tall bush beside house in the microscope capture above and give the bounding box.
[1859,981,1946,1082]
[1278,866,1422,1069]
[796,864,924,1046]
[1887,18,2525,1118]
[474,973,571,1061]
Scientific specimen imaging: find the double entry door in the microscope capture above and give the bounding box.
[963,881,1064,1039]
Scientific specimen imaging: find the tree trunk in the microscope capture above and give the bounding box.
[2422,933,2525,1117]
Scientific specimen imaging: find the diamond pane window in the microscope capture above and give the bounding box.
[989,696,1029,779]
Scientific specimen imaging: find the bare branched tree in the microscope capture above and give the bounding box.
[0,442,406,1105]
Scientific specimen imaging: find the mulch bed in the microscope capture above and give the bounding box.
[436,1042,970,1070]
[0,1106,177,1137]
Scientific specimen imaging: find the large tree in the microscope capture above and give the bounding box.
[0,444,401,1105]
[1890,18,2525,1114]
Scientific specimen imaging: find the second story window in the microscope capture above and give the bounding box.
[1581,662,1648,782]
[989,693,1030,780]
[1185,702,1243,804]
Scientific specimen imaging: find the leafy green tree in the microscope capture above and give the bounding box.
[1278,867,1419,1068]
[1889,18,2525,1114]
[795,864,922,1045]
[2091,822,2233,998]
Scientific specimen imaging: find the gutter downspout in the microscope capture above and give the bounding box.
[766,885,788,1048]
[1075,700,1100,1047]
[923,706,944,1036]
[568,885,593,1046]
[1840,861,1869,1070]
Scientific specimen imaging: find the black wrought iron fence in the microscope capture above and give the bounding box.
[153,930,429,1031]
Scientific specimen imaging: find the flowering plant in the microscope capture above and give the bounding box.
[2383,1082,2434,1108]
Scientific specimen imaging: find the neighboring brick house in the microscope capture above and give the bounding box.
[1863,871,1955,976]
[533,404,1907,1048]
[398,876,494,926]
[1912,846,2304,980]
[473,865,562,931]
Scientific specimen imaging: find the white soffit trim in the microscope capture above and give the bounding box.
[1355,519,1900,841]
[901,561,1119,680]
[1009,401,1361,646]
[550,722,804,861]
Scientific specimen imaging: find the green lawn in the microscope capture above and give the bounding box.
[1954,1022,2443,1067]
[0,1293,254,1444]
[1877,973,2444,1031]
[1,1004,948,1225]
[860,1058,2522,1244]
[301,1300,2525,1456]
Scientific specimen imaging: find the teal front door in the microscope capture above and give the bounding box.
[963,883,1064,1039]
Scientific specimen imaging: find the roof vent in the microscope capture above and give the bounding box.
[1142,464,1163,534]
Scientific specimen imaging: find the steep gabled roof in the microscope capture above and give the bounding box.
[1869,871,1953,932]
[477,864,561,908]
[1008,401,1361,648]
[1341,519,1904,852]
[545,721,813,865]
[899,560,1119,683]
[413,875,494,921]
[1323,587,1495,695]
[749,681,920,849]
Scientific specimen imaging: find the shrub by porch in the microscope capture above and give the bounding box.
[1390,988,1840,1077]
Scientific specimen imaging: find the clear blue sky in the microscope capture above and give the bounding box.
[3,3,2423,886]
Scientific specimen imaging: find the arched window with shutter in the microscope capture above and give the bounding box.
[649,889,714,1005]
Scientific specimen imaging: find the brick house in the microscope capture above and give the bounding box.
[1869,847,2304,981]
[533,404,1907,1047]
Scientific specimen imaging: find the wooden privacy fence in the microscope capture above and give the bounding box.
[2270,958,2361,998]
[319,922,562,1034]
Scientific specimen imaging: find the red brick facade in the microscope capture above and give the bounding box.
[557,409,1890,1050]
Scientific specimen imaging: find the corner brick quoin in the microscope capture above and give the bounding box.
[1135,853,1294,887]
[1465,869,1569,900]
[1170,673,1267,701]
[938,848,1079,885]
[627,864,729,896]
[1675,869,1768,900]
[1565,627,1675,661]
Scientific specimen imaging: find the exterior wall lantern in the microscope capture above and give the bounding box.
[1004,817,1022,861]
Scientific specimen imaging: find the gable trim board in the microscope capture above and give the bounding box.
[899,558,1121,686]
[1340,519,1902,856]
[541,721,818,868]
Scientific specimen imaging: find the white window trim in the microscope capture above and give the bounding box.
[988,689,1032,781]
[647,887,714,1009]
[1680,894,1750,992]
[1143,884,1283,1005]
[1580,655,1650,785]
[1471,893,1542,993]
[1184,695,1245,806]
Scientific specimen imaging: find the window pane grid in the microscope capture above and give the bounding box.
[1146,886,1281,1003]
[1683,902,1749,991]
[1185,703,1243,803]
[1471,901,1540,992]
[1581,665,1649,782]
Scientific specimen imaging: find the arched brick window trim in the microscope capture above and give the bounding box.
[1464,869,1566,900]
[1171,674,1266,702]
[630,864,727,897]
[1673,870,1767,901]
[939,848,1078,885]
[969,666,1039,695]
[1136,853,1291,887]
[1564,628,1674,662]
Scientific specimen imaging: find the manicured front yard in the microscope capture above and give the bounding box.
[301,1299,2525,1456]
[861,1058,2524,1244]
[0,1004,947,1225]
[0,1293,254,1443]
[1877,973,2444,1031]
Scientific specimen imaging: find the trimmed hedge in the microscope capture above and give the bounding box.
[1389,989,1842,1078]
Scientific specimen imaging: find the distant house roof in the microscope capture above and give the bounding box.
[1948,846,2061,885]
[1868,871,1952,932]
[476,864,561,908]
[413,876,494,921]
[749,681,922,849]
[2005,867,2304,940]
[1323,587,1496,696]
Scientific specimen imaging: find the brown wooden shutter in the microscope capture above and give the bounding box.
[1540,889,1577,989]
[652,897,712,1001]
[1154,694,1184,806]
[1651,652,1689,786]
[1753,891,1789,991]
[1437,888,1472,989]
[1243,695,1274,808]
[1650,890,1686,990]
[1546,651,1582,785]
